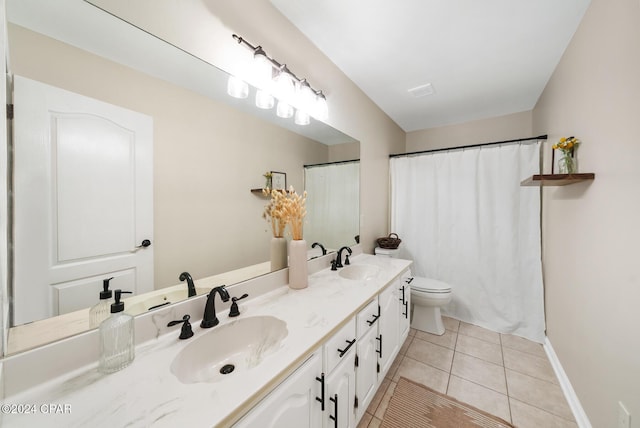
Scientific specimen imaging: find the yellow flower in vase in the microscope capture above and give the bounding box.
[553,136,580,174]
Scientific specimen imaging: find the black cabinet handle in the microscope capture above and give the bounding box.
[406,277,414,284]
[399,285,406,304]
[337,338,356,357]
[315,373,325,411]
[329,394,338,428]
[366,313,379,326]
[403,301,408,319]
[376,334,383,358]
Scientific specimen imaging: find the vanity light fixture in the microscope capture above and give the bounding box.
[228,34,328,125]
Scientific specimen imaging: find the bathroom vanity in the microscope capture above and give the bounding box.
[2,252,411,428]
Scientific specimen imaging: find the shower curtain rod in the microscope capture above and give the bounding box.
[389,135,547,159]
[304,158,360,168]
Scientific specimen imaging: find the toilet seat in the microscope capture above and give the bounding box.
[410,277,451,294]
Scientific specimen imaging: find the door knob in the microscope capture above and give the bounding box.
[137,239,151,248]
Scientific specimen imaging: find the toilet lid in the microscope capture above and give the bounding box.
[410,277,452,293]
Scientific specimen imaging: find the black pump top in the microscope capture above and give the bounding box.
[111,289,133,313]
[100,277,114,300]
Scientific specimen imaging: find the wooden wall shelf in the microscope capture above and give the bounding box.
[250,188,289,197]
[520,173,595,187]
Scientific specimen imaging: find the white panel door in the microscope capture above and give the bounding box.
[378,284,400,377]
[13,75,153,324]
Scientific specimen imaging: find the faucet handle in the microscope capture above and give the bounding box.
[331,258,338,271]
[228,294,249,317]
[167,314,194,340]
[345,255,350,265]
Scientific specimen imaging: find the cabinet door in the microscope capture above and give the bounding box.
[325,351,356,428]
[398,274,411,341]
[234,352,323,428]
[355,326,378,421]
[378,284,400,376]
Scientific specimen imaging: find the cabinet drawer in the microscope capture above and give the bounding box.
[356,299,379,338]
[323,317,356,374]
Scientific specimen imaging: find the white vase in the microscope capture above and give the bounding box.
[288,239,308,289]
[270,237,288,272]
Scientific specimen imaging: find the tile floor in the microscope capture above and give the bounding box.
[358,317,577,428]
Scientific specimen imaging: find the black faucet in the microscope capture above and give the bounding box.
[335,246,353,268]
[311,242,327,256]
[201,286,230,328]
[179,272,197,298]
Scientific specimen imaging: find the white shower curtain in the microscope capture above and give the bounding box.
[305,161,360,251]
[390,142,545,342]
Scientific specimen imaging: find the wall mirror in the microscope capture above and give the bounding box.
[4,0,359,355]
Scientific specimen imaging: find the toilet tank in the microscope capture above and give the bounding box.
[374,247,400,258]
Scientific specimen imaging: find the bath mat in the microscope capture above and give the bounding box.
[381,377,514,428]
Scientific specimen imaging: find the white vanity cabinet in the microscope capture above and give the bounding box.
[377,283,400,376]
[233,352,324,428]
[354,299,380,420]
[398,270,412,341]
[323,317,357,428]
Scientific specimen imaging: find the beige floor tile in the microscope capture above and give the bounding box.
[442,316,460,332]
[398,335,413,355]
[368,417,382,428]
[503,347,557,384]
[406,337,454,372]
[501,333,546,358]
[510,398,577,428]
[459,322,501,344]
[357,412,372,428]
[366,377,390,415]
[409,327,417,337]
[506,369,573,421]
[414,328,458,349]
[446,375,512,423]
[455,333,503,366]
[373,382,396,420]
[393,356,449,394]
[451,352,507,394]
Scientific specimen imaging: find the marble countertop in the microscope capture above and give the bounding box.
[2,254,411,428]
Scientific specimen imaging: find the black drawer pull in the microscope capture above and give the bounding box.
[337,338,356,357]
[329,394,338,428]
[399,285,406,304]
[315,373,325,411]
[403,301,408,318]
[366,313,379,326]
[376,334,383,358]
[406,277,414,284]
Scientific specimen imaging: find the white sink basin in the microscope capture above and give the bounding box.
[170,315,288,384]
[339,264,380,280]
[126,288,209,315]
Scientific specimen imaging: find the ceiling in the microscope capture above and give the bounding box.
[270,0,591,132]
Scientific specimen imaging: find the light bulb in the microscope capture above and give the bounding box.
[276,100,294,119]
[256,89,275,109]
[252,47,273,89]
[274,66,296,104]
[298,80,316,113]
[312,92,329,121]
[227,75,248,99]
[294,109,310,126]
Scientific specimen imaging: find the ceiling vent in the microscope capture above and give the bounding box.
[408,83,434,98]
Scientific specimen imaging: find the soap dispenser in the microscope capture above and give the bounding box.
[89,277,114,329]
[99,289,134,374]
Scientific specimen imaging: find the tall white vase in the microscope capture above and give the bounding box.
[270,237,288,272]
[288,239,308,289]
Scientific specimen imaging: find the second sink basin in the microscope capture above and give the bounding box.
[339,264,380,280]
[170,315,288,384]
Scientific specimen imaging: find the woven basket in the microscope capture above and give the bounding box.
[377,233,401,249]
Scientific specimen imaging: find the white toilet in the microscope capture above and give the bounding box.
[374,247,452,336]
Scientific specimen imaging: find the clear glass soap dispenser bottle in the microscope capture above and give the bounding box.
[89,277,114,329]
[99,289,135,374]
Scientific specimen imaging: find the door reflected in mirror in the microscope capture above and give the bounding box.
[5,0,360,355]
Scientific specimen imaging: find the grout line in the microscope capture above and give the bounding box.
[445,329,459,394]
[500,334,514,424]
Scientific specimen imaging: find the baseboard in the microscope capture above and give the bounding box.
[543,337,592,428]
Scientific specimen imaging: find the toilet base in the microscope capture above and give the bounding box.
[411,305,446,336]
